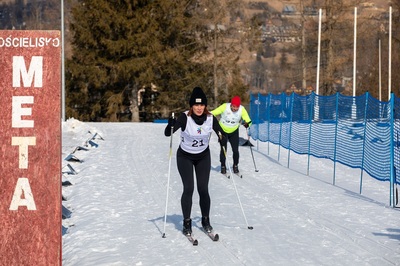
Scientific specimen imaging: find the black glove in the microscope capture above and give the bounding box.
[168,117,176,128]
[243,120,251,128]
[218,134,227,146]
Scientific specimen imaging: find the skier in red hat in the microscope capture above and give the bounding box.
[211,96,252,174]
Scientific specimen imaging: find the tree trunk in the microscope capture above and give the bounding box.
[130,84,140,122]
[213,24,218,106]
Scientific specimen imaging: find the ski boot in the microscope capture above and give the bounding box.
[233,164,239,174]
[221,164,226,174]
[201,216,213,233]
[182,218,192,235]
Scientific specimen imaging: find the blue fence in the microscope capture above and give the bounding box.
[249,92,400,207]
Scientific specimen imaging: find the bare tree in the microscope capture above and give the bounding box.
[191,0,253,105]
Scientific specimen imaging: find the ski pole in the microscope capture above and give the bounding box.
[245,128,259,172]
[219,132,253,230]
[162,113,174,238]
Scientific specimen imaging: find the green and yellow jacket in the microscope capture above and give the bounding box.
[211,103,252,134]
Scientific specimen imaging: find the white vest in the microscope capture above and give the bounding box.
[220,103,243,128]
[180,112,213,154]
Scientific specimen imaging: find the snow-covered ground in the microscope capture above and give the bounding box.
[61,119,400,265]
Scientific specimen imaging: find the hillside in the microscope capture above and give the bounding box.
[0,0,395,106]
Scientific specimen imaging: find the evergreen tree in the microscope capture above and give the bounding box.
[66,0,213,121]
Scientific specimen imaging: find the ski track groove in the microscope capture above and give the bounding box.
[224,154,399,265]
[128,128,174,226]
[195,237,245,266]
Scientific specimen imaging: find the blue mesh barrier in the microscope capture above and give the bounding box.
[249,92,400,206]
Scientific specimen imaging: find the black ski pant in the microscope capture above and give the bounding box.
[220,129,239,166]
[176,148,211,220]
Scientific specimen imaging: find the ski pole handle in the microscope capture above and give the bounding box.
[168,112,176,129]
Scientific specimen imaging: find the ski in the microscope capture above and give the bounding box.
[184,233,198,246]
[204,230,219,241]
[234,172,243,178]
[223,173,230,179]
[222,172,242,179]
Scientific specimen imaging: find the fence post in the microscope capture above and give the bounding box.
[287,93,294,168]
[332,92,340,185]
[267,93,271,155]
[307,92,315,175]
[257,92,260,151]
[390,93,395,207]
[359,92,370,194]
[277,93,285,162]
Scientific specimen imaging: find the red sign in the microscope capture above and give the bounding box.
[0,31,61,265]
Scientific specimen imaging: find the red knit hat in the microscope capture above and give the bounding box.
[231,96,241,107]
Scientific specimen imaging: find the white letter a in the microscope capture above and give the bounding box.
[9,178,37,210]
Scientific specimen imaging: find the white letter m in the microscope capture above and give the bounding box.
[12,56,43,88]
